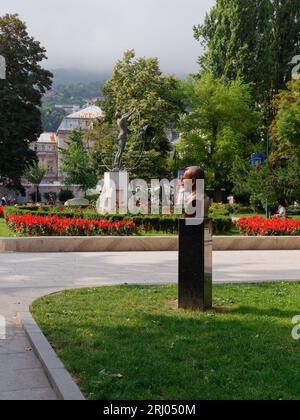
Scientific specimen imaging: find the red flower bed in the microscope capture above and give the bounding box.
[0,206,4,218]
[6,214,139,237]
[236,216,300,236]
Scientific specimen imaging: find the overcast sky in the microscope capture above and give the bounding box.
[0,0,215,76]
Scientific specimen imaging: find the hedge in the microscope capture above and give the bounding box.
[212,216,233,234]
[3,206,233,234]
[288,207,300,216]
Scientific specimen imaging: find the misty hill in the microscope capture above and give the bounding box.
[43,69,110,108]
[51,68,110,86]
[42,69,109,131]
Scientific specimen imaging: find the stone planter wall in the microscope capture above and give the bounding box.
[0,235,300,252]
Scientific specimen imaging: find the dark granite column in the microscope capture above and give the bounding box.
[178,218,213,311]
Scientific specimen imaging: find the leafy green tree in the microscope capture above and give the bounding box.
[41,106,67,132]
[231,154,300,211]
[58,189,74,203]
[96,50,184,179]
[176,73,262,190]
[270,79,300,166]
[195,0,300,112]
[0,14,52,191]
[60,130,97,192]
[90,121,118,178]
[275,157,300,203]
[24,162,46,203]
[272,0,300,91]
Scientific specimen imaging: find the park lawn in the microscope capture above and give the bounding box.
[0,219,15,237]
[141,231,177,236]
[231,213,264,218]
[31,283,300,400]
[141,225,240,236]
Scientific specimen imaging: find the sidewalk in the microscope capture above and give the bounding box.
[0,298,57,400]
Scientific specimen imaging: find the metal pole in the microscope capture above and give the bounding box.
[265,126,270,218]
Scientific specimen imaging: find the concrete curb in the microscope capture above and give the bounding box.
[17,311,85,401]
[0,236,178,252]
[213,236,300,251]
[1,235,300,252]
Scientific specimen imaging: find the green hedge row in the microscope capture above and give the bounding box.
[288,207,300,216]
[4,206,233,234]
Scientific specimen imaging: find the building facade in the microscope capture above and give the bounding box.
[31,132,58,182]
[22,105,103,203]
[57,105,103,149]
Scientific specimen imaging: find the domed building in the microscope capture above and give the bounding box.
[56,105,104,181]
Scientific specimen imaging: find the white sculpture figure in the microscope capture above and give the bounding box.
[291,55,300,80]
[0,55,6,80]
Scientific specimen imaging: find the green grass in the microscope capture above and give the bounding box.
[31,283,300,400]
[0,219,15,237]
[140,231,177,236]
[141,226,240,236]
[230,213,264,218]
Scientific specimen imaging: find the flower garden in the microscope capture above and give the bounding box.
[6,214,139,237]
[1,206,300,237]
[236,216,300,236]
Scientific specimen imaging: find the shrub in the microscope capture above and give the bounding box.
[85,194,100,202]
[58,190,74,203]
[288,207,300,216]
[225,204,253,215]
[209,203,230,217]
[236,216,300,236]
[212,216,233,234]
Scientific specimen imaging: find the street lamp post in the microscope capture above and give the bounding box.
[265,126,270,219]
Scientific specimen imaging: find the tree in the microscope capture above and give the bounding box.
[176,73,262,191]
[95,50,184,179]
[195,0,300,114]
[269,79,300,166]
[231,157,300,210]
[24,162,46,203]
[229,78,300,210]
[272,0,300,92]
[60,130,97,192]
[0,14,52,190]
[41,106,67,132]
[90,121,118,178]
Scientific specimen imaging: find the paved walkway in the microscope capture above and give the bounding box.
[0,250,299,400]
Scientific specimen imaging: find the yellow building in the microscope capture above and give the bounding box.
[31,133,58,182]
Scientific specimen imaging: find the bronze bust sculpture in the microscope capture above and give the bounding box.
[182,166,209,218]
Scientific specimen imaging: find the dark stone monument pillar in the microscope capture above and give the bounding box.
[178,218,213,311]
